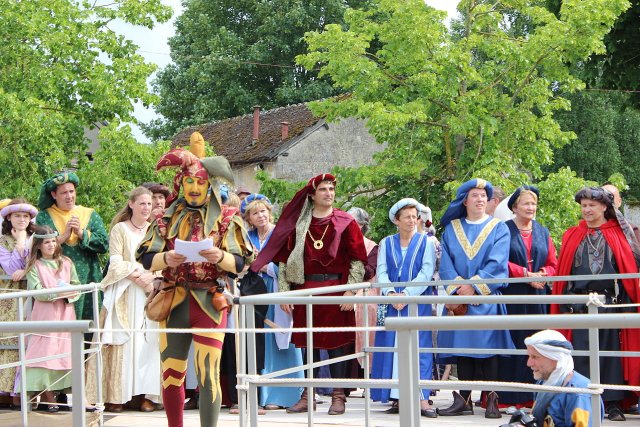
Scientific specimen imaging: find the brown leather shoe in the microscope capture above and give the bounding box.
[106,403,124,413]
[140,398,156,413]
[183,396,198,410]
[286,389,316,413]
[327,388,346,415]
[436,391,473,416]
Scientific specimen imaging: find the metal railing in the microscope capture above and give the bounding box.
[235,273,640,427]
[0,320,92,426]
[0,281,101,426]
[1,272,639,426]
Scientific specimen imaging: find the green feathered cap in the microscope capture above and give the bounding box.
[200,156,235,233]
[200,157,234,184]
[38,172,80,210]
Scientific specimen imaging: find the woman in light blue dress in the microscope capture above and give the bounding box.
[242,194,304,409]
[371,198,437,418]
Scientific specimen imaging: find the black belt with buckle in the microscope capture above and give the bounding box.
[304,273,342,282]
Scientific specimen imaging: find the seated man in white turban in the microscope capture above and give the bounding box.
[525,330,603,427]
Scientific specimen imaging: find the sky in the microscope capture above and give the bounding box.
[116,0,459,143]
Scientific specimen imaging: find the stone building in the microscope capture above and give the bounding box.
[172,103,384,193]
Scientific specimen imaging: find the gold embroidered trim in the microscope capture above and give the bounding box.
[451,218,501,261]
[446,284,459,295]
[469,274,491,295]
[476,284,491,295]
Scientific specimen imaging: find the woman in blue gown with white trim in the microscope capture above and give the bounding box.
[371,198,437,418]
[242,194,304,409]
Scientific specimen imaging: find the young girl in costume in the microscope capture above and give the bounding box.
[0,199,38,408]
[23,226,80,412]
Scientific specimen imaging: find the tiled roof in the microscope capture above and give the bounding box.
[172,103,321,165]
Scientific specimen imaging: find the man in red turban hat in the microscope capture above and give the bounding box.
[251,173,367,416]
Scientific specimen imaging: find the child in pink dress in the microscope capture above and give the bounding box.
[23,226,80,412]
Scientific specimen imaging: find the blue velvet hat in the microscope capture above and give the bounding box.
[240,193,271,215]
[388,197,422,222]
[507,185,540,211]
[440,178,494,227]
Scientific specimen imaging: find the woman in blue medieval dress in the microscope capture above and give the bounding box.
[242,194,304,410]
[371,198,437,418]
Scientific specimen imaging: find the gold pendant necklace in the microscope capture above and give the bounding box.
[307,224,330,250]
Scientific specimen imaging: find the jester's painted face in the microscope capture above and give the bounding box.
[182,175,209,207]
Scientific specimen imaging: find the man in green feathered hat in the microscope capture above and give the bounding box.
[36,171,109,321]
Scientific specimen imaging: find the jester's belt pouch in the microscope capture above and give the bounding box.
[145,278,176,322]
[176,280,231,313]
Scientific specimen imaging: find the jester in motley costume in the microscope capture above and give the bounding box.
[136,132,254,427]
[436,178,514,419]
[525,329,603,427]
[36,172,109,321]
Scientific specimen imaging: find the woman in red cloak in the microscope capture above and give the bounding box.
[551,187,640,422]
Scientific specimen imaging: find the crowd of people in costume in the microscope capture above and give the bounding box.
[0,133,638,426]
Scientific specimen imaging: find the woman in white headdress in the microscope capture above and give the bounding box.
[370,198,437,418]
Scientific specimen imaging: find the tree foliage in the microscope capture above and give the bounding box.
[547,0,640,95]
[77,125,174,225]
[145,0,374,141]
[0,0,172,221]
[290,0,629,243]
[550,91,640,202]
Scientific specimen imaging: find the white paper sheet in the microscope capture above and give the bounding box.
[174,238,214,263]
[271,305,293,350]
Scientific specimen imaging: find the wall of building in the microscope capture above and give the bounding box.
[273,118,384,182]
[232,118,384,191]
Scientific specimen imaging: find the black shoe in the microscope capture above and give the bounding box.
[36,403,59,413]
[484,391,502,419]
[56,393,70,411]
[183,396,198,410]
[385,401,399,414]
[421,408,438,418]
[608,406,626,422]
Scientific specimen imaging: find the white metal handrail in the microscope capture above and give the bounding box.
[0,321,92,427]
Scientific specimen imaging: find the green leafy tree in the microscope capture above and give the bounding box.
[0,0,172,220]
[77,124,174,225]
[550,91,640,202]
[145,0,373,141]
[290,0,628,243]
[547,0,640,95]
